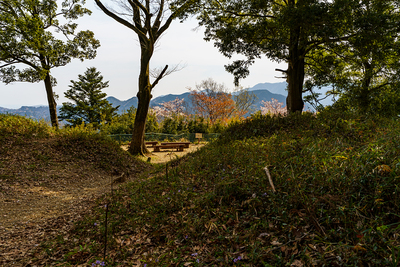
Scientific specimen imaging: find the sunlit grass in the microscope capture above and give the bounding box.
[0,113,54,141]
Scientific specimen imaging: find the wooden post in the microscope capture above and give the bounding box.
[195,133,203,144]
[103,203,109,260]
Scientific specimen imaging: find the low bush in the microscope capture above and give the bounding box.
[0,114,53,141]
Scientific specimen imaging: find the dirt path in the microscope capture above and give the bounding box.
[0,168,116,265]
[0,170,111,230]
[121,143,205,164]
[0,143,204,265]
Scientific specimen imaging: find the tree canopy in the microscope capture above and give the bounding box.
[233,88,258,117]
[59,67,119,128]
[0,0,100,127]
[178,0,399,113]
[306,0,400,116]
[189,79,235,123]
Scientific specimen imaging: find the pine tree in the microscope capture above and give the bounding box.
[59,67,119,128]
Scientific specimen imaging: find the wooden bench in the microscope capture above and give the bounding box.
[153,144,185,152]
[128,141,158,147]
[160,142,190,148]
[145,141,158,147]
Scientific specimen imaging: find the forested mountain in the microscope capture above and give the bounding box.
[0,82,320,120]
[108,89,288,115]
[248,82,288,95]
[106,96,138,112]
[0,106,51,121]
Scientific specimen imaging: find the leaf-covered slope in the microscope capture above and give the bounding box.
[31,111,400,266]
[0,114,153,265]
[0,116,149,183]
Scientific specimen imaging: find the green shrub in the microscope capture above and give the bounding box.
[161,117,178,134]
[145,111,159,133]
[0,114,52,141]
[187,116,210,133]
[100,107,136,135]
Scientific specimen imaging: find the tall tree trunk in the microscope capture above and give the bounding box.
[129,48,152,156]
[44,72,59,128]
[39,53,59,128]
[358,61,372,113]
[286,27,305,113]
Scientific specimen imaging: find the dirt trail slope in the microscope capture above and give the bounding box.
[0,138,203,265]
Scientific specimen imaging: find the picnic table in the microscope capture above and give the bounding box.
[145,141,158,147]
[153,143,185,152]
[160,142,191,148]
[127,141,158,147]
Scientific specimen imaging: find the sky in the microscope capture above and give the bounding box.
[0,0,286,109]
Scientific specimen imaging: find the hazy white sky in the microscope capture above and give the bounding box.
[0,0,286,109]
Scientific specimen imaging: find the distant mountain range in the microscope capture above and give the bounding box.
[248,82,288,94]
[0,105,52,122]
[107,82,289,114]
[107,89,287,115]
[0,82,331,121]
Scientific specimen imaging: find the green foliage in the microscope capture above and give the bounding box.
[0,0,99,83]
[0,114,149,191]
[0,114,53,142]
[101,110,226,136]
[100,107,160,135]
[145,110,159,133]
[209,119,226,133]
[161,117,178,134]
[180,0,400,114]
[333,84,400,118]
[367,85,400,117]
[36,111,400,266]
[56,125,145,174]
[183,0,352,84]
[0,0,100,127]
[187,116,209,133]
[160,116,187,134]
[59,67,119,129]
[219,111,315,143]
[100,106,136,135]
[58,121,100,139]
[306,1,400,117]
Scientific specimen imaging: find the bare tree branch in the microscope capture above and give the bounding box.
[150,62,186,79]
[95,0,148,40]
[154,0,164,28]
[0,61,18,68]
[151,64,168,89]
[157,0,197,38]
[275,68,287,73]
[264,166,276,193]
[127,0,150,16]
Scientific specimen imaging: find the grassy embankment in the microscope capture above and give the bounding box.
[0,114,149,183]
[2,111,400,266]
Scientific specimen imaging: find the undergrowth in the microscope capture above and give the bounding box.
[7,111,400,266]
[0,114,148,182]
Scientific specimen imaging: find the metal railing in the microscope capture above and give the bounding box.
[108,132,221,143]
